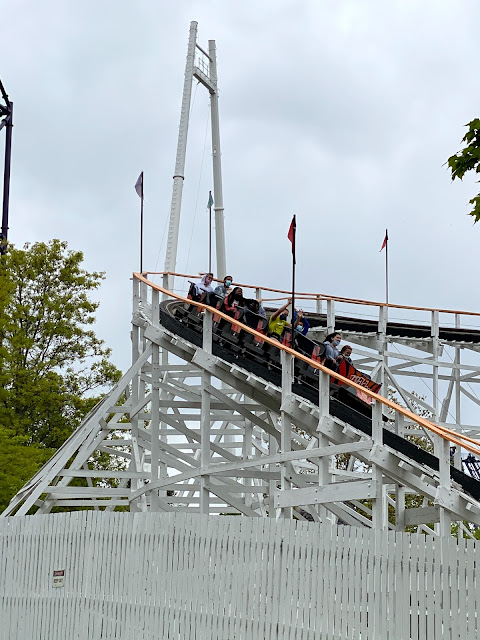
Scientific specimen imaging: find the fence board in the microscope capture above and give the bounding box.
[0,512,478,639]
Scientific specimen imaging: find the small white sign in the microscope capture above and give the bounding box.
[53,569,65,588]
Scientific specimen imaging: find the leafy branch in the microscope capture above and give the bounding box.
[447,118,480,222]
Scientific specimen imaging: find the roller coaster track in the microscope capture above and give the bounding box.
[159,299,480,502]
[3,273,480,537]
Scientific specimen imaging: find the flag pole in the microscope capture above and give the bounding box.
[140,178,144,273]
[385,228,388,305]
[140,171,143,273]
[208,190,213,273]
[291,215,296,348]
[135,171,144,273]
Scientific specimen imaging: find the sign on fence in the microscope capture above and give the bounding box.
[52,569,65,588]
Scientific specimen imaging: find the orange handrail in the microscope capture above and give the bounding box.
[144,271,480,318]
[135,272,480,457]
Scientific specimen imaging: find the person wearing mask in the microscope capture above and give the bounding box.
[214,275,233,298]
[336,344,353,366]
[224,287,246,315]
[194,272,214,297]
[268,299,294,340]
[293,309,310,336]
[324,332,342,369]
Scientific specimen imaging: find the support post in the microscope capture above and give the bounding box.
[372,399,387,530]
[130,276,144,512]
[431,310,440,421]
[208,39,226,280]
[279,350,293,519]
[268,433,278,518]
[378,304,387,394]
[394,411,406,531]
[326,299,335,335]
[150,288,161,511]
[164,21,197,292]
[243,419,253,508]
[454,314,462,469]
[317,366,332,524]
[438,437,452,537]
[431,310,445,535]
[200,309,212,514]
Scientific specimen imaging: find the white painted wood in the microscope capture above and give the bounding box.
[274,478,376,509]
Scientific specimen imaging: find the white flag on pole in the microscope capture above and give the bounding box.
[135,172,143,198]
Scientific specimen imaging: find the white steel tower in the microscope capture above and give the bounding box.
[164,21,226,292]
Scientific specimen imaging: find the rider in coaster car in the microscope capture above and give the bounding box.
[293,309,310,336]
[245,298,267,318]
[268,299,303,340]
[323,332,342,370]
[214,275,233,299]
[336,344,353,366]
[194,273,214,298]
[224,287,246,316]
[336,344,371,379]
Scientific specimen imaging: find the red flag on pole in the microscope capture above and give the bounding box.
[380,229,388,252]
[287,216,296,263]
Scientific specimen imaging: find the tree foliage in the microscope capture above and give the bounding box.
[0,427,55,512]
[447,118,480,222]
[0,240,121,511]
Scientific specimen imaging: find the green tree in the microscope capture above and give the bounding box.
[447,118,480,222]
[0,240,121,511]
[0,427,55,511]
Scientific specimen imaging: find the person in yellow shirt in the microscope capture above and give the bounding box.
[268,299,294,340]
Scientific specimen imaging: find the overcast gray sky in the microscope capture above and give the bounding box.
[2,1,480,373]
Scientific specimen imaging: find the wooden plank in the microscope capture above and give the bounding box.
[356,527,368,639]
[274,479,376,509]
[417,534,427,640]
[404,505,440,526]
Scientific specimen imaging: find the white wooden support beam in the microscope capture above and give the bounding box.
[326,299,335,335]
[438,436,452,537]
[268,433,278,518]
[454,313,462,469]
[279,350,293,519]
[200,309,212,514]
[317,366,332,523]
[404,505,440,527]
[150,288,161,511]
[371,400,387,530]
[274,479,377,509]
[130,277,143,512]
[243,418,253,507]
[377,304,387,394]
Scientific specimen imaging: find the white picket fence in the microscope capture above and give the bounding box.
[0,512,478,640]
